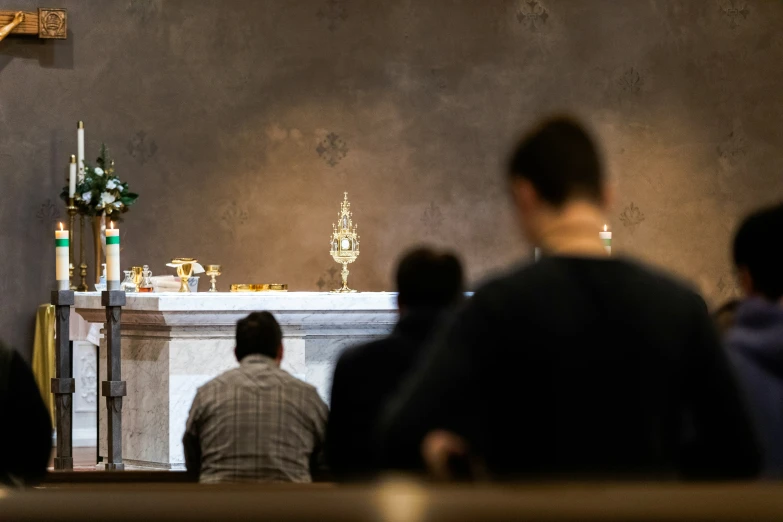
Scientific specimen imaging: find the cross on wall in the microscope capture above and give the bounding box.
[0,8,67,43]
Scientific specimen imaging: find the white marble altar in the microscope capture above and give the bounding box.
[69,311,99,448]
[74,292,397,470]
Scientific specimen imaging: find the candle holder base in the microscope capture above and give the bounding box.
[51,289,75,471]
[101,290,126,472]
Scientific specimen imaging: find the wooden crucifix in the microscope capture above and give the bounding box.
[0,8,67,42]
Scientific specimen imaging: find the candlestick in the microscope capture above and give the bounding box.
[78,215,88,292]
[55,223,70,290]
[106,222,120,290]
[600,224,612,255]
[77,121,85,180]
[67,197,77,291]
[68,154,76,198]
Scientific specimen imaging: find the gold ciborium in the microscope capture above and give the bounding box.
[206,264,221,292]
[329,192,360,293]
[170,257,197,293]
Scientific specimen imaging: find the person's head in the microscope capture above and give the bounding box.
[506,116,608,242]
[733,202,783,302]
[396,247,464,312]
[234,311,283,365]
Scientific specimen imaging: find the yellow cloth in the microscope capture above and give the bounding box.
[31,304,56,424]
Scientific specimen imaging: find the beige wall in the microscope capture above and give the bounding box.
[2,0,782,358]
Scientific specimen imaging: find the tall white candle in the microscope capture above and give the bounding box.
[55,223,70,290]
[106,222,120,289]
[77,121,85,181]
[599,224,612,255]
[68,154,76,198]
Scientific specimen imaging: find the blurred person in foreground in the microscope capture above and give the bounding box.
[184,312,328,483]
[725,203,783,478]
[713,299,742,337]
[326,248,464,481]
[0,342,51,486]
[381,116,760,481]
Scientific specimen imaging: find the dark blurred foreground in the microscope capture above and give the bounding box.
[4,476,783,521]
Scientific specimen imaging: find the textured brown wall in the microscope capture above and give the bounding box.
[2,0,782,360]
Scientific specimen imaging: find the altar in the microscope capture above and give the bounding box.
[74,292,397,470]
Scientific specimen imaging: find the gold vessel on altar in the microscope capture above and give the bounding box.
[230,283,288,292]
[169,258,198,293]
[329,192,360,293]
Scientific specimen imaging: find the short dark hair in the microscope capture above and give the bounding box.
[396,247,464,309]
[733,202,783,301]
[507,117,603,206]
[235,311,283,361]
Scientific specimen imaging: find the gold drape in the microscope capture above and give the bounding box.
[31,304,55,424]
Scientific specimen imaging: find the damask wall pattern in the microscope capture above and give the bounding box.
[1,0,782,359]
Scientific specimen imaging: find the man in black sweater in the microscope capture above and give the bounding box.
[381,117,760,480]
[326,248,464,481]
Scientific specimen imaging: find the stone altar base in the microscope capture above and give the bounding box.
[75,292,397,470]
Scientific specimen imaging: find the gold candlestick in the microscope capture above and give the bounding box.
[78,214,88,291]
[67,197,77,290]
[66,154,79,290]
[329,192,360,293]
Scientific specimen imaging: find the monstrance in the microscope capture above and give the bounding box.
[329,192,360,293]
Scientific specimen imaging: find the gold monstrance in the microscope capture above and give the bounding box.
[329,192,360,293]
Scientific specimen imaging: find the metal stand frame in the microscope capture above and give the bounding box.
[101,289,126,471]
[51,290,75,471]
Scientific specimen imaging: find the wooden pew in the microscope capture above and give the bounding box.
[1,482,782,521]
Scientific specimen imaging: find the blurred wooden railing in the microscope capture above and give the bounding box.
[1,481,782,521]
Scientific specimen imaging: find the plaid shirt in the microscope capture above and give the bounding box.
[183,354,329,483]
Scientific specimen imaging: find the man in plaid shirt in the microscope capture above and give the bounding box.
[183,312,329,483]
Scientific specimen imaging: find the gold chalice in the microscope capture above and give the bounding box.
[206,264,222,292]
[171,257,197,293]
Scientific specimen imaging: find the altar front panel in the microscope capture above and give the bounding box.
[77,292,397,469]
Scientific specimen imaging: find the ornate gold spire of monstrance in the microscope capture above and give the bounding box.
[329,192,360,293]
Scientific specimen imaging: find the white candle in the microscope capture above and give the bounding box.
[68,154,76,198]
[599,224,612,255]
[55,223,70,290]
[106,222,120,289]
[77,121,85,181]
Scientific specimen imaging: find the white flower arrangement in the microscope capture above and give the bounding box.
[62,143,138,219]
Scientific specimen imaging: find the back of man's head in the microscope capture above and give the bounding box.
[396,248,464,310]
[733,202,783,302]
[235,311,283,362]
[507,117,604,207]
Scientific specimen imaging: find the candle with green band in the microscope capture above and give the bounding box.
[55,223,69,290]
[599,224,612,255]
[106,222,120,289]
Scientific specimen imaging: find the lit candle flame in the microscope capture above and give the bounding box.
[110,221,114,230]
[59,222,64,231]
[604,224,607,232]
